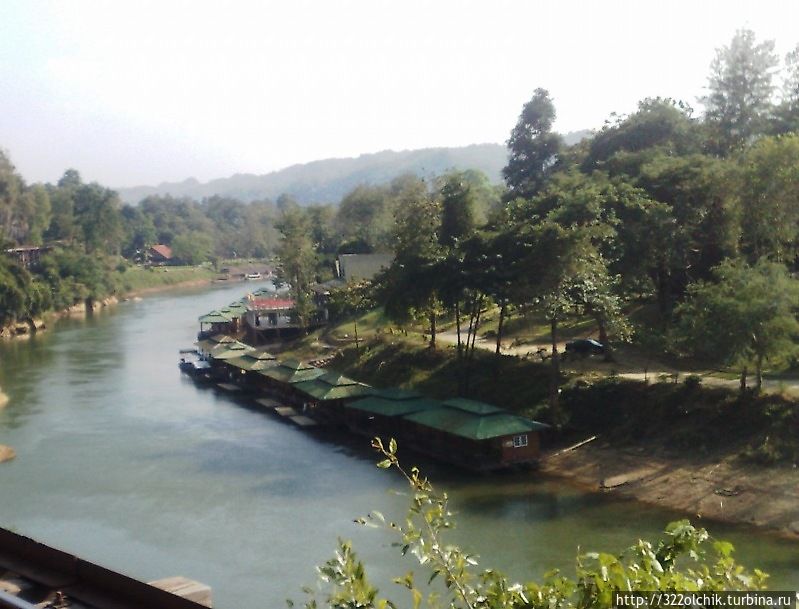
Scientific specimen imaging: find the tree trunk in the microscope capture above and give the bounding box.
[596,314,613,362]
[653,264,671,324]
[549,317,561,422]
[740,366,748,393]
[756,355,763,391]
[428,311,437,350]
[469,303,482,359]
[463,298,483,395]
[495,298,507,356]
[455,300,462,359]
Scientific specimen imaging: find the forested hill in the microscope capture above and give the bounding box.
[118,135,590,205]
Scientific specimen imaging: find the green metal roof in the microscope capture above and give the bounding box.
[226,350,278,371]
[198,310,233,323]
[346,396,443,417]
[195,334,236,350]
[259,363,325,384]
[292,370,373,401]
[442,398,504,415]
[372,388,424,401]
[279,359,316,371]
[317,372,361,387]
[227,302,249,313]
[402,408,547,441]
[209,341,255,360]
[293,379,374,401]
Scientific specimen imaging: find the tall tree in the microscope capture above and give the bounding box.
[336,185,391,253]
[438,172,476,248]
[736,134,799,263]
[675,259,799,390]
[503,88,562,199]
[772,44,799,134]
[276,207,316,329]
[383,182,444,349]
[582,98,701,174]
[701,29,778,154]
[73,183,123,254]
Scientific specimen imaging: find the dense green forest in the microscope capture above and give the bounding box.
[278,28,799,402]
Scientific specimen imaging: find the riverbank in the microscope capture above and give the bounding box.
[0,270,220,339]
[297,336,799,540]
[540,440,799,540]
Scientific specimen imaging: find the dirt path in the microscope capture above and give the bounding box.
[437,329,799,396]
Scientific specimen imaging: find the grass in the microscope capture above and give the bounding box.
[117,265,216,293]
[272,306,799,463]
[331,337,552,417]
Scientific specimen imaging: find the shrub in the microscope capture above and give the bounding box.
[295,439,767,609]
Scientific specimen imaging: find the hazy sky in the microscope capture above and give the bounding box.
[2,0,798,188]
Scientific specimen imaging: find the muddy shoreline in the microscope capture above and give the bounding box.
[540,440,799,540]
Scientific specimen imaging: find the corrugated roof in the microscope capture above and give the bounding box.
[226,350,278,371]
[403,407,547,440]
[150,244,173,259]
[260,363,325,384]
[209,341,255,360]
[227,301,248,312]
[346,396,443,417]
[198,310,233,323]
[294,379,374,401]
[195,334,236,350]
[442,397,504,415]
[245,297,295,311]
[372,388,423,401]
[317,372,361,387]
[279,359,316,371]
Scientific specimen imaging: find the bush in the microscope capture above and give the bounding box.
[683,374,703,389]
[296,440,767,609]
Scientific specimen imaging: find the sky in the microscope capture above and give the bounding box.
[2,0,798,188]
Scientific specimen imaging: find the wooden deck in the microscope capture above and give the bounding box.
[254,398,281,409]
[289,415,317,427]
[216,383,240,392]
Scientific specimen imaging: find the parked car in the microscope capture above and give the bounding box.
[565,338,605,356]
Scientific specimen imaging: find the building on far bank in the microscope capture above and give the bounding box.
[4,245,54,269]
[148,244,174,265]
[336,253,393,283]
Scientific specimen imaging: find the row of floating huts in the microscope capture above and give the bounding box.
[189,295,548,471]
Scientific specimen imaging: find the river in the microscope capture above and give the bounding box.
[0,282,796,608]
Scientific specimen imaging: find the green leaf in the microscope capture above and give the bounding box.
[377,459,392,469]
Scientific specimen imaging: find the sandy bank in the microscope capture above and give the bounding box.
[0,445,15,463]
[540,441,799,539]
[123,277,215,298]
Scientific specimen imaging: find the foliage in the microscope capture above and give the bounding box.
[735,134,799,263]
[674,259,799,389]
[701,29,778,154]
[503,88,562,199]
[277,206,317,328]
[171,231,215,265]
[298,442,766,609]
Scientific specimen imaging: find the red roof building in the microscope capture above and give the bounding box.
[149,244,173,263]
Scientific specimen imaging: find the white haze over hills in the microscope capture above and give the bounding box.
[118,132,590,205]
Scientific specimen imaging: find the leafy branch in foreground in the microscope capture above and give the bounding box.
[293,439,767,609]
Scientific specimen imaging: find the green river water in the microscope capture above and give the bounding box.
[0,282,796,608]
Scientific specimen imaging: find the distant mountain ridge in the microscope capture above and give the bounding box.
[117,133,591,205]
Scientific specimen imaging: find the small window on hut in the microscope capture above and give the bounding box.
[512,434,528,448]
